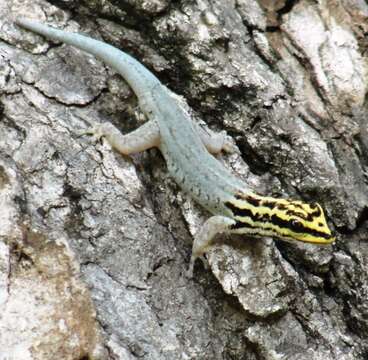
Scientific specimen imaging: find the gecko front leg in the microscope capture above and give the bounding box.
[81,119,160,155]
[187,215,236,278]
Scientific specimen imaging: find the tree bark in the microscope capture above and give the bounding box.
[1,0,367,359]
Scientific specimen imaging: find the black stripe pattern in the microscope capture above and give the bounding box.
[225,192,334,242]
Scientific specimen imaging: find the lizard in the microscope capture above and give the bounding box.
[15,18,335,278]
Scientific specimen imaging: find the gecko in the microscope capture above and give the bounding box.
[15,18,335,277]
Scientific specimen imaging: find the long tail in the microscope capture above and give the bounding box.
[15,18,161,98]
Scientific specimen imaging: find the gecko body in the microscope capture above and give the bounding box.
[16,18,335,276]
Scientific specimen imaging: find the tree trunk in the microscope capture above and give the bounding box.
[1,0,367,359]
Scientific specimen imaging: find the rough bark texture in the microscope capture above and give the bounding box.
[1,0,368,359]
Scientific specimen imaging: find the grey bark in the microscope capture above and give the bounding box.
[1,0,368,359]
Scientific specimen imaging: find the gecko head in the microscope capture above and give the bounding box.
[265,199,335,244]
[225,192,335,245]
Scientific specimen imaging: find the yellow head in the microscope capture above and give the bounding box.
[225,192,335,244]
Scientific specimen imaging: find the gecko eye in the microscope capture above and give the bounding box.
[291,219,302,228]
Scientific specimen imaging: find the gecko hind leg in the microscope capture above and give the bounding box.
[79,119,160,155]
[186,215,236,278]
[196,124,237,154]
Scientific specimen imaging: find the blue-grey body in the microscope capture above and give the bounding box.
[15,18,246,216]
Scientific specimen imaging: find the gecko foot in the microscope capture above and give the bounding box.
[186,254,208,279]
[77,123,116,143]
[220,131,237,154]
